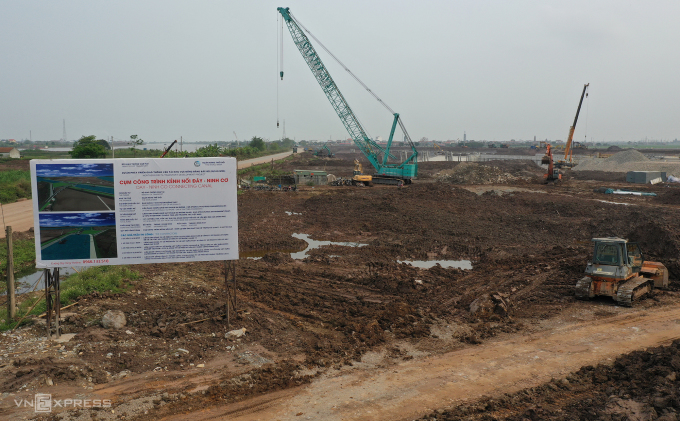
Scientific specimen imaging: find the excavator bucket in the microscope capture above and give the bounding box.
[541,155,550,165]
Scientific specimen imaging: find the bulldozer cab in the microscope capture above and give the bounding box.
[593,241,623,266]
[591,238,642,272]
[626,242,643,270]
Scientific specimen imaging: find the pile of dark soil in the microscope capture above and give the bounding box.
[416,339,680,421]
[656,188,680,205]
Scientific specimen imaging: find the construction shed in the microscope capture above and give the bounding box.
[0,147,20,158]
[294,169,327,186]
[626,171,667,184]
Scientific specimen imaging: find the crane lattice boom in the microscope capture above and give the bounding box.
[278,7,417,180]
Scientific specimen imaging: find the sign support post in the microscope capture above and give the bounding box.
[44,268,61,339]
[224,260,237,327]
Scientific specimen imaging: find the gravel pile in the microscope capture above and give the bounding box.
[574,150,680,175]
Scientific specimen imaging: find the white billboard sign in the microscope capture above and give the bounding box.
[30,158,238,268]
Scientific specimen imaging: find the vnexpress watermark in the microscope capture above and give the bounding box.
[14,394,112,413]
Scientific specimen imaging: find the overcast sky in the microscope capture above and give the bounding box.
[1,1,678,144]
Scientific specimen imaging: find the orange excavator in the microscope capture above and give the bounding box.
[160,140,178,158]
[541,143,561,183]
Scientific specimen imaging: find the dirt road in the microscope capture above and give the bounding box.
[173,303,680,421]
[0,152,294,238]
[0,199,33,238]
[237,151,293,169]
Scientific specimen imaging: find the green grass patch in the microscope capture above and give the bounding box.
[0,238,37,295]
[0,265,139,331]
[238,157,295,178]
[0,170,31,203]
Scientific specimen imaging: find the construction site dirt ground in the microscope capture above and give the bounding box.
[3,152,680,420]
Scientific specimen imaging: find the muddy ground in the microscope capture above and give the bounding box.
[2,149,680,420]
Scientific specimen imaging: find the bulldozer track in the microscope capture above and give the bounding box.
[616,277,653,307]
[575,276,592,299]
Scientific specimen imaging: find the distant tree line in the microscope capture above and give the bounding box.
[69,135,294,159]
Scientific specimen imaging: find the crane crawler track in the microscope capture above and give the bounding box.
[616,277,652,307]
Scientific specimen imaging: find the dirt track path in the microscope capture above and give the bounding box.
[170,303,680,421]
[0,199,33,238]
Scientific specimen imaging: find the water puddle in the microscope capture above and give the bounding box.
[4,267,84,296]
[398,260,472,270]
[291,234,368,259]
[240,233,368,260]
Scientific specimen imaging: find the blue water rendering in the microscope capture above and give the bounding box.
[41,234,91,260]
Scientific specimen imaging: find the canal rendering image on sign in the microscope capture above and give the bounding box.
[36,163,115,212]
[38,212,117,261]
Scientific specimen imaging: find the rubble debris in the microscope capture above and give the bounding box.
[436,161,541,185]
[226,328,247,339]
[101,310,127,329]
[469,292,510,318]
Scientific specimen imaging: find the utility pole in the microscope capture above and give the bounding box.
[62,119,67,143]
[180,136,183,153]
[111,136,115,158]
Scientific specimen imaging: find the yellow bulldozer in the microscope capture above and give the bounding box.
[575,237,668,306]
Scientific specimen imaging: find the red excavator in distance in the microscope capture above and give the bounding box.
[541,143,561,183]
[160,140,178,158]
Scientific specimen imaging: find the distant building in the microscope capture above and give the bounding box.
[294,169,328,186]
[0,147,20,158]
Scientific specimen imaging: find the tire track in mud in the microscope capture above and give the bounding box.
[163,304,680,421]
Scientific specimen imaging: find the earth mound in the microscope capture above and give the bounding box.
[436,161,541,185]
[416,339,680,421]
